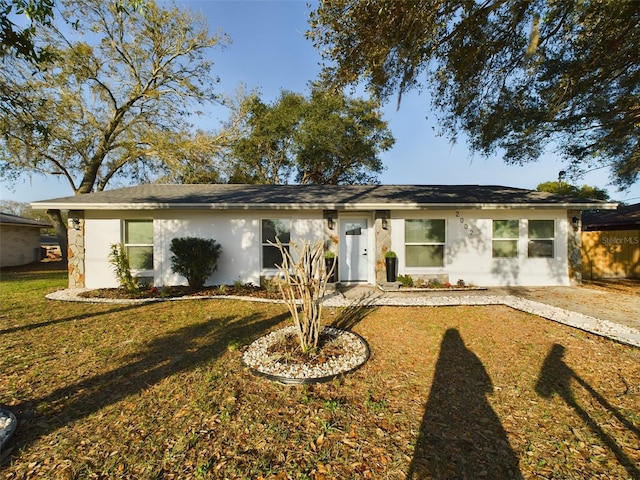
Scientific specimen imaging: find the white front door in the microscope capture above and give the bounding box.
[339,218,369,282]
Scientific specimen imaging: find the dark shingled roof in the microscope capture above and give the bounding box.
[31,184,618,211]
[582,203,640,231]
[0,212,52,227]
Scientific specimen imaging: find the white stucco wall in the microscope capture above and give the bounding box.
[389,209,570,286]
[83,210,324,288]
[84,218,122,288]
[82,207,572,288]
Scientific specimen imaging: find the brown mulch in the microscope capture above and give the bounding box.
[265,329,350,366]
[78,284,283,301]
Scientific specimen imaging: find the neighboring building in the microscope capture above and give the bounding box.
[581,203,640,279]
[31,184,617,288]
[582,203,640,231]
[0,212,52,267]
[40,234,62,260]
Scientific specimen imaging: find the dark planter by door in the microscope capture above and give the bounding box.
[325,257,337,283]
[385,257,398,282]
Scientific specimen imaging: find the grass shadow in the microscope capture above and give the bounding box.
[406,328,523,479]
[0,303,146,335]
[536,344,640,479]
[7,310,289,458]
[330,294,378,331]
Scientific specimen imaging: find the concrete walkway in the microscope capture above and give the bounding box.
[322,284,640,348]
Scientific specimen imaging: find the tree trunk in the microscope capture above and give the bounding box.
[46,209,68,264]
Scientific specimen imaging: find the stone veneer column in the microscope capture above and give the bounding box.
[322,210,339,284]
[567,210,582,285]
[67,211,85,288]
[374,210,391,284]
[322,210,339,255]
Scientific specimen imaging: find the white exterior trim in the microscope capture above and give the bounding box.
[32,201,618,211]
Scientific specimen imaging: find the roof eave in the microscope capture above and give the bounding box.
[30,201,619,211]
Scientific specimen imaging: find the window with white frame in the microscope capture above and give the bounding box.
[528,220,555,258]
[492,220,519,258]
[261,219,291,269]
[123,220,153,270]
[405,219,445,267]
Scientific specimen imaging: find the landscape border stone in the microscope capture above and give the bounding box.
[242,326,371,385]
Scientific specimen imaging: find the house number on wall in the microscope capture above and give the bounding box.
[455,211,474,237]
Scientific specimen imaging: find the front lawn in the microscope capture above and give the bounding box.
[1,266,638,479]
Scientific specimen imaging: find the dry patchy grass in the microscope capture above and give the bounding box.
[0,266,639,479]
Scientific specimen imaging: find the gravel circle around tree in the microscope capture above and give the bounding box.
[242,326,370,384]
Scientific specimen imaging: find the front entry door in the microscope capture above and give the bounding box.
[339,218,368,282]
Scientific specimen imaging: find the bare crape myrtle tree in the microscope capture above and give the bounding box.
[270,239,336,351]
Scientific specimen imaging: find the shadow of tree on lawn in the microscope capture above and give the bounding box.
[536,344,640,479]
[9,310,288,457]
[0,303,145,335]
[330,293,378,331]
[406,328,523,479]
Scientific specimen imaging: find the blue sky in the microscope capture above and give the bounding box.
[2,0,638,204]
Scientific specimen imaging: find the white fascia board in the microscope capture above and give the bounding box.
[31,201,619,211]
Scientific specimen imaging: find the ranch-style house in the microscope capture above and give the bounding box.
[31,184,618,289]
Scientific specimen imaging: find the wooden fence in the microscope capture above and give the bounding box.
[581,230,640,279]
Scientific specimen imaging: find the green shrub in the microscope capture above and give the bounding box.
[397,274,413,287]
[427,278,442,288]
[385,250,397,258]
[170,237,222,290]
[109,243,139,293]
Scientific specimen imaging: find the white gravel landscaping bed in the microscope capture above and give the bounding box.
[242,326,370,384]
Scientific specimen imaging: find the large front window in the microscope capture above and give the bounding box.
[528,220,555,258]
[405,219,445,267]
[492,220,519,258]
[261,219,291,269]
[124,220,153,270]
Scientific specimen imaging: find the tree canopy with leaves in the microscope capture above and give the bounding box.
[536,181,610,201]
[308,0,640,189]
[226,88,394,185]
[0,0,227,196]
[1,0,55,63]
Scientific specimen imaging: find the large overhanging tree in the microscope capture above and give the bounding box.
[1,0,55,63]
[308,0,640,190]
[0,0,228,255]
[225,87,394,185]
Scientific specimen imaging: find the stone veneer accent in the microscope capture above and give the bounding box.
[322,210,339,282]
[67,211,85,288]
[374,210,391,284]
[323,210,339,255]
[567,210,582,285]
